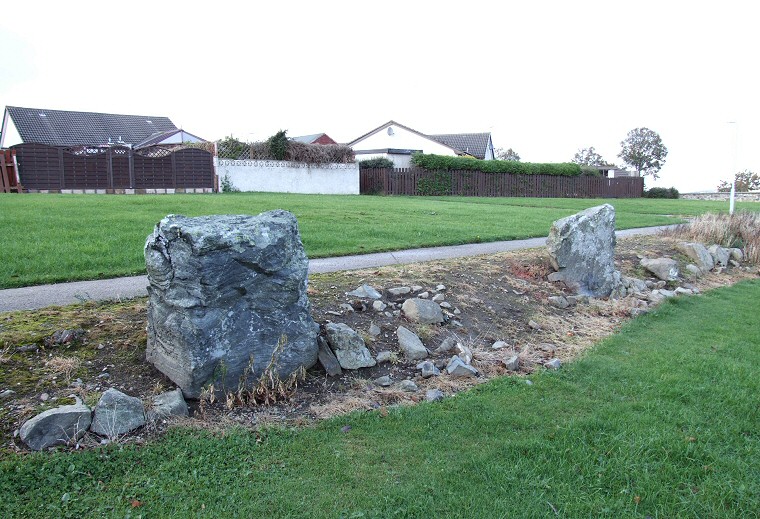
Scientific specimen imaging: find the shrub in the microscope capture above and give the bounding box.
[580,166,602,177]
[643,187,679,199]
[267,130,289,160]
[358,157,395,169]
[217,136,250,159]
[410,153,581,176]
[217,133,354,164]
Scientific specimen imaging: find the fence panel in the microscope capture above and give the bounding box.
[359,167,644,198]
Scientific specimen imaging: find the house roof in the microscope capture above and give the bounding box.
[133,128,207,149]
[291,133,323,144]
[4,106,177,147]
[429,133,492,160]
[347,120,492,158]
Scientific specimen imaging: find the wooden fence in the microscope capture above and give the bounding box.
[8,143,215,192]
[1,149,22,193]
[360,168,644,198]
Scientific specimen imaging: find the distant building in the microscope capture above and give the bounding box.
[290,133,338,145]
[0,105,206,149]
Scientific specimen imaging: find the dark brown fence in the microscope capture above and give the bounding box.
[360,168,643,198]
[1,149,22,193]
[9,143,215,192]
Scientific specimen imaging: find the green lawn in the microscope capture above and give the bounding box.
[1,280,757,517]
[0,193,755,288]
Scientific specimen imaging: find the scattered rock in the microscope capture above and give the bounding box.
[90,389,146,438]
[376,351,394,364]
[148,389,189,421]
[659,289,676,298]
[387,286,411,296]
[528,320,541,330]
[547,296,569,309]
[416,361,441,378]
[676,242,714,273]
[455,343,473,365]
[39,393,49,402]
[338,303,355,313]
[397,379,419,392]
[708,245,730,268]
[491,340,509,350]
[19,403,92,451]
[325,323,376,369]
[647,291,666,304]
[565,295,587,306]
[0,389,16,400]
[729,248,744,262]
[446,356,479,377]
[546,204,622,297]
[368,323,381,337]
[346,284,382,299]
[426,389,445,402]
[396,326,429,361]
[435,336,458,354]
[411,285,423,292]
[439,301,452,309]
[539,343,557,353]
[401,298,444,324]
[503,355,520,371]
[49,328,84,346]
[622,276,649,293]
[144,211,319,399]
[372,300,387,312]
[417,291,430,299]
[317,336,343,377]
[431,293,445,303]
[545,358,561,370]
[373,375,392,387]
[675,287,694,296]
[435,285,447,292]
[640,257,679,281]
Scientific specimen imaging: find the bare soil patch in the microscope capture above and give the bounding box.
[1,234,757,453]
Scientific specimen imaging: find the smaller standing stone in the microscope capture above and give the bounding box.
[91,389,146,438]
[545,358,561,370]
[503,355,520,371]
[426,389,445,402]
[325,323,375,370]
[317,336,343,376]
[402,298,444,324]
[346,285,382,299]
[446,356,479,377]
[397,326,429,360]
[547,296,569,309]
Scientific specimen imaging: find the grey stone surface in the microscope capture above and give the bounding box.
[623,276,649,293]
[369,323,381,337]
[145,211,319,399]
[685,264,703,278]
[547,296,569,309]
[376,351,394,364]
[374,375,393,387]
[426,389,445,402]
[435,336,458,354]
[387,286,411,296]
[372,300,387,312]
[0,389,16,400]
[675,287,694,296]
[729,248,744,262]
[503,355,520,371]
[90,389,146,438]
[708,244,730,267]
[20,403,92,451]
[446,356,479,377]
[401,298,444,324]
[397,379,419,392]
[397,326,429,360]
[317,336,343,376]
[148,389,189,421]
[491,340,509,350]
[676,242,714,273]
[431,293,445,303]
[416,360,441,378]
[545,358,562,370]
[546,204,621,297]
[659,289,676,298]
[325,323,375,369]
[640,257,679,281]
[346,284,382,299]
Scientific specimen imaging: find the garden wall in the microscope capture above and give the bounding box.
[680,192,760,202]
[217,159,359,195]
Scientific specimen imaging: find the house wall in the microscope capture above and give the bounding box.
[0,111,23,148]
[355,151,415,168]
[352,124,457,156]
[217,160,359,194]
[313,134,337,145]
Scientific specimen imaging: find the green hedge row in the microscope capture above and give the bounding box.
[643,187,679,199]
[411,153,582,176]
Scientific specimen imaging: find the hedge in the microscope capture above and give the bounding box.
[643,187,679,199]
[410,153,581,176]
[359,157,395,169]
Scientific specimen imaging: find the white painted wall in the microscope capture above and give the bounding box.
[355,151,415,168]
[352,124,457,156]
[0,111,22,148]
[217,160,359,194]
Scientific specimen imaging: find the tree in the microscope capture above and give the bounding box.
[717,170,760,192]
[618,128,668,179]
[572,147,608,166]
[495,147,521,161]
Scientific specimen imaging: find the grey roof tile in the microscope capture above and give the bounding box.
[429,133,492,159]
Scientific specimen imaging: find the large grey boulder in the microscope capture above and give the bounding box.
[640,257,679,281]
[145,211,319,398]
[20,403,92,451]
[401,298,444,324]
[90,389,146,438]
[397,326,429,360]
[325,323,375,369]
[676,242,714,273]
[546,204,621,297]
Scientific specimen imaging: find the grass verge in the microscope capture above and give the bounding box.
[2,193,756,288]
[1,280,758,517]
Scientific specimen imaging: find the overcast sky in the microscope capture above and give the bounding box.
[1,1,756,192]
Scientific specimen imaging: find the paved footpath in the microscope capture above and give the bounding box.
[0,226,673,312]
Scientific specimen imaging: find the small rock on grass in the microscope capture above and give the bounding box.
[446,356,479,377]
[503,355,520,371]
[545,358,561,370]
[426,389,445,402]
[547,296,569,309]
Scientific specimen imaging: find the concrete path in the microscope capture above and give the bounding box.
[0,225,674,312]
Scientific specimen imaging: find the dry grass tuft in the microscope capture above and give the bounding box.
[665,211,760,263]
[45,356,82,384]
[309,395,375,420]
